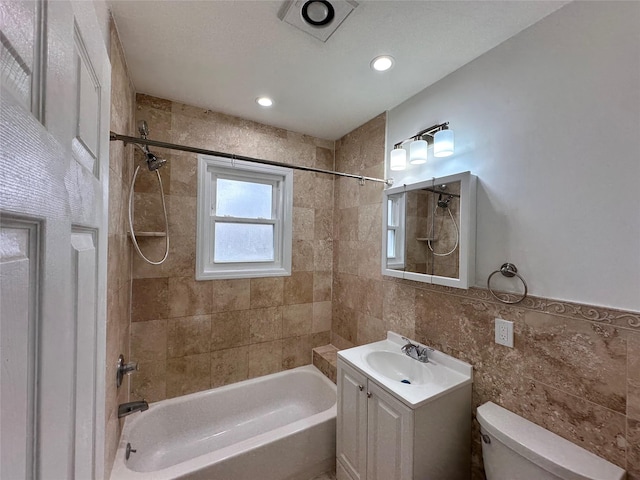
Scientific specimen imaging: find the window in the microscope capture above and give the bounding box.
[196,155,293,279]
[386,193,405,269]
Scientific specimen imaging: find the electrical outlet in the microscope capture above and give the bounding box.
[495,318,514,348]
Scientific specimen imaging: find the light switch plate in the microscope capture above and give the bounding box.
[495,318,514,348]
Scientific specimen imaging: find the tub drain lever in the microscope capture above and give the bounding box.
[126,443,137,460]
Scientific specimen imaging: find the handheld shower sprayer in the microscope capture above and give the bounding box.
[144,151,166,171]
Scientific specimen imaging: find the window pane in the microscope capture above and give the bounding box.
[216,178,273,219]
[387,230,395,258]
[214,223,274,262]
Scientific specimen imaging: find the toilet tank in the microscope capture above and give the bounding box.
[476,402,626,480]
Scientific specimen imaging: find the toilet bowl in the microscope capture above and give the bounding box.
[476,401,626,480]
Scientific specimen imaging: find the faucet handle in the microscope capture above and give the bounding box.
[122,361,138,374]
[116,355,139,388]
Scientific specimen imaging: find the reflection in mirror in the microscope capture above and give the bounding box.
[382,171,476,289]
[404,182,460,278]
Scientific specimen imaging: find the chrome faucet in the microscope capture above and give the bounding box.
[401,337,430,363]
[118,400,149,418]
[116,354,139,388]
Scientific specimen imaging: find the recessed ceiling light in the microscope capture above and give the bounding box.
[256,97,273,107]
[371,55,395,72]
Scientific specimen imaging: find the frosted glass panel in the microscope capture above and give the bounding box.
[216,179,272,219]
[387,230,395,258]
[387,199,395,226]
[214,223,274,262]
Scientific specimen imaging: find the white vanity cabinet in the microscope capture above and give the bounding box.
[336,332,473,480]
[337,362,413,480]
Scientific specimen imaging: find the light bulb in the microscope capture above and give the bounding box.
[371,55,394,72]
[256,97,273,107]
[434,129,454,157]
[389,148,407,171]
[409,139,428,165]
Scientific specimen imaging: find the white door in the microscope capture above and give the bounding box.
[0,0,110,478]
[337,361,369,480]
[366,381,413,480]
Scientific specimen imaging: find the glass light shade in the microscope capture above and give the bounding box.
[409,139,428,165]
[389,148,406,171]
[434,129,454,157]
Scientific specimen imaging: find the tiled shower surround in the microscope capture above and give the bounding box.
[105,19,135,477]
[129,94,334,402]
[333,115,640,479]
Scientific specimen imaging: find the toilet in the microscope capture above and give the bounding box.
[476,401,626,480]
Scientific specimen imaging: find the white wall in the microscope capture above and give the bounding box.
[386,1,640,312]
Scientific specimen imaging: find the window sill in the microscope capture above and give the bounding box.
[196,266,291,281]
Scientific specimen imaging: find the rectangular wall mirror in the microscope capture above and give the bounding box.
[382,171,477,289]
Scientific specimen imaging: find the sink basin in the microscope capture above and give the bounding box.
[338,332,473,408]
[364,351,433,385]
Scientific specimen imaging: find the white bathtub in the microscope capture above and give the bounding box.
[110,365,337,480]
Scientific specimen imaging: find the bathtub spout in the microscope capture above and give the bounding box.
[118,400,149,418]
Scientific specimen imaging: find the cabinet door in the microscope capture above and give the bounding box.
[366,381,414,480]
[337,362,368,480]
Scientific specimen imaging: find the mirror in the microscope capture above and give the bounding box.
[382,171,477,289]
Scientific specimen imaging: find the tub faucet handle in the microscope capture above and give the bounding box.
[116,354,139,388]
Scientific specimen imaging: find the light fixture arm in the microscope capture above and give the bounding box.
[393,121,449,148]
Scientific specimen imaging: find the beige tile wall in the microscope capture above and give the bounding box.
[333,114,640,479]
[129,95,334,402]
[105,18,135,478]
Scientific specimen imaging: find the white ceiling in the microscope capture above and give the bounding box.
[109,0,568,140]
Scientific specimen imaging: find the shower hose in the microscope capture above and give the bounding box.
[427,206,459,257]
[128,165,169,265]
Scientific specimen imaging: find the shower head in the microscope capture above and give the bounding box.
[145,151,166,171]
[437,193,453,209]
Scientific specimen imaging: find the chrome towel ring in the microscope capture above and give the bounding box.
[487,263,528,304]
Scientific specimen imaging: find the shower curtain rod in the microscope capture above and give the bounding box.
[109,132,392,186]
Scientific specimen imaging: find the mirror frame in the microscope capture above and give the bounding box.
[381,171,477,289]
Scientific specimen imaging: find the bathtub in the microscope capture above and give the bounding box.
[110,365,337,480]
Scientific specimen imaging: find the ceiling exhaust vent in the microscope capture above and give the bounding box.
[278,0,358,42]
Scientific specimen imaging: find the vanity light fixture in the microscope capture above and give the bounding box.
[409,137,428,164]
[389,122,454,171]
[389,145,407,171]
[371,55,394,72]
[434,126,454,157]
[256,96,273,107]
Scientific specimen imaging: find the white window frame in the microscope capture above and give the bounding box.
[196,154,293,280]
[385,192,405,269]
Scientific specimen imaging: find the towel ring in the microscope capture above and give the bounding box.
[487,263,528,304]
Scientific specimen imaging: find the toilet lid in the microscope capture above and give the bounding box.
[476,402,625,480]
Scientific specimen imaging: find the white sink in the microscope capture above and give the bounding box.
[338,332,473,408]
[364,351,433,385]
